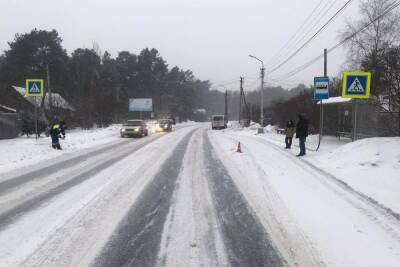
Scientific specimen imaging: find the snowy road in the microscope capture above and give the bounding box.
[0,124,400,266]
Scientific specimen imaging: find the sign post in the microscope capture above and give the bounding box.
[26,79,44,139]
[314,76,329,151]
[342,72,371,141]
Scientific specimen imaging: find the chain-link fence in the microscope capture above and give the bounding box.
[323,100,399,138]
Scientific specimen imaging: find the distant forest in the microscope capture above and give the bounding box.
[0,29,309,128]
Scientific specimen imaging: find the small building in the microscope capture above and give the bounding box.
[0,104,19,139]
[321,96,399,139]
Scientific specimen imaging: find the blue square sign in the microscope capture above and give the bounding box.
[314,77,329,100]
[26,79,44,97]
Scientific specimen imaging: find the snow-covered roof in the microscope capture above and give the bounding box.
[0,104,17,113]
[12,86,75,111]
[318,96,352,105]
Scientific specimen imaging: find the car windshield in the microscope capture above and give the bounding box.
[158,120,170,124]
[213,116,223,121]
[124,121,142,126]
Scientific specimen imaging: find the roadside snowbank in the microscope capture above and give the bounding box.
[224,125,400,214]
[211,129,400,266]
[0,122,193,175]
[0,125,122,174]
[309,137,400,213]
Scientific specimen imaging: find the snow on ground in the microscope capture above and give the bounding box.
[223,125,400,214]
[0,125,122,174]
[308,137,400,214]
[0,126,197,265]
[157,129,228,266]
[0,122,192,175]
[210,127,400,266]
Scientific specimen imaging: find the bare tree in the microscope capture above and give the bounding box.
[340,0,400,135]
[341,0,400,68]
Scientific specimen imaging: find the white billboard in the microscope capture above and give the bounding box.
[129,98,153,112]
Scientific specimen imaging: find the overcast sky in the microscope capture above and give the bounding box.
[0,0,359,90]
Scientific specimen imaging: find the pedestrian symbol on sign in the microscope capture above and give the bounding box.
[348,77,364,93]
[30,82,41,93]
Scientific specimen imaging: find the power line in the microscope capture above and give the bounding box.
[265,0,325,67]
[268,0,355,75]
[274,0,338,67]
[273,0,400,80]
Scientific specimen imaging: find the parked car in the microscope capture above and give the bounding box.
[120,120,148,137]
[155,119,172,133]
[211,115,227,130]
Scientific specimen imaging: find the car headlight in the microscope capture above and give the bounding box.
[134,128,139,132]
[121,129,126,132]
[164,125,168,129]
[156,124,160,128]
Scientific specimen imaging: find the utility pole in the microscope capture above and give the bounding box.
[260,66,265,127]
[249,55,265,133]
[46,64,52,117]
[224,89,228,121]
[316,48,327,151]
[239,77,243,124]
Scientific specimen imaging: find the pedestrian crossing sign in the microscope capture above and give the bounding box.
[342,72,371,98]
[26,79,44,97]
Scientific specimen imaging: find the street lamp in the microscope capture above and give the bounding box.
[249,55,265,133]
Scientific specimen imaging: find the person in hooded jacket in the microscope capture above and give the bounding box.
[49,119,63,150]
[284,120,295,149]
[295,114,308,156]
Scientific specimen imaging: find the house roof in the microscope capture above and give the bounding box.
[12,86,75,111]
[318,96,352,105]
[0,104,17,113]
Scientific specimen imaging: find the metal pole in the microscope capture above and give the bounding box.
[322,48,327,138]
[260,67,265,127]
[353,99,358,141]
[35,97,38,140]
[248,55,265,133]
[239,77,243,125]
[224,90,228,121]
[316,49,327,151]
[46,64,52,116]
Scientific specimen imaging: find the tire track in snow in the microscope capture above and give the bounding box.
[0,126,199,266]
[248,135,400,225]
[0,124,191,194]
[209,131,324,267]
[224,132,400,245]
[226,132,400,224]
[94,129,196,267]
[0,138,131,194]
[156,128,229,266]
[203,131,286,267]
[0,135,163,228]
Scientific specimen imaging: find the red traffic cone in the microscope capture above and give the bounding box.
[236,142,242,153]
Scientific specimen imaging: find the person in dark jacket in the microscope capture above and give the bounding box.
[295,114,308,156]
[59,120,66,139]
[284,120,295,149]
[49,119,63,150]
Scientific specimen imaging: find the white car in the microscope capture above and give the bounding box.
[120,120,148,137]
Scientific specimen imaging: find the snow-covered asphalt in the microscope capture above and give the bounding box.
[0,124,400,266]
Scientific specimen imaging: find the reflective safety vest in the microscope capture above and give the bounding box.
[52,123,60,130]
